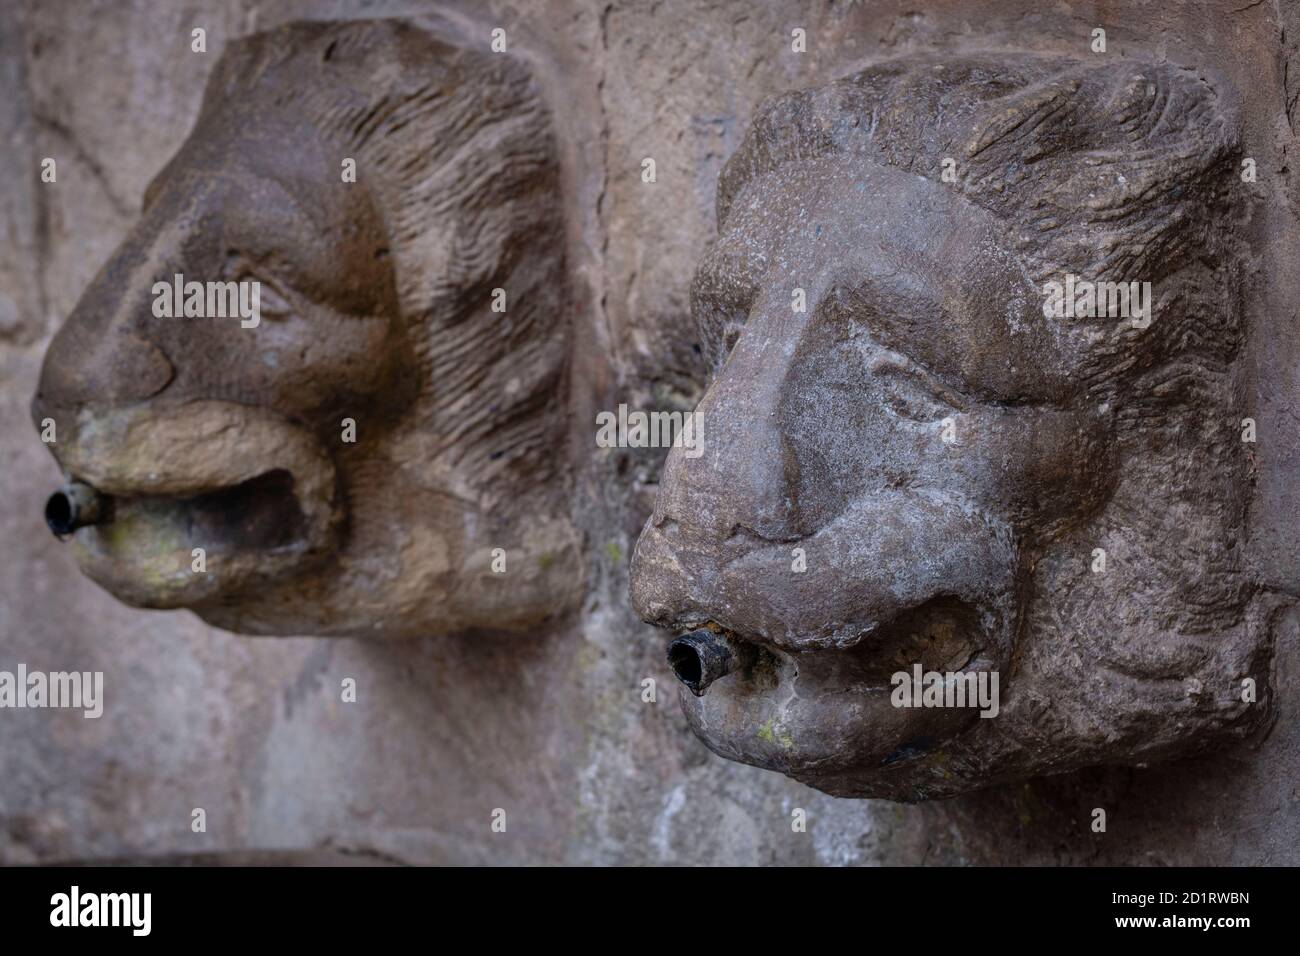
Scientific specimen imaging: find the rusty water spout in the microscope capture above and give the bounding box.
[45,481,106,537]
[667,629,738,696]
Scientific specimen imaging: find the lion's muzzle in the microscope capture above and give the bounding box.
[38,400,342,609]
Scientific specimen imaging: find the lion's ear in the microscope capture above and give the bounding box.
[955,61,1243,388]
[956,62,1238,283]
[961,61,1235,166]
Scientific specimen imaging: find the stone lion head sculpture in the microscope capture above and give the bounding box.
[32,19,582,638]
[632,54,1279,799]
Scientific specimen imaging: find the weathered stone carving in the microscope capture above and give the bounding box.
[631,54,1283,799]
[32,19,582,638]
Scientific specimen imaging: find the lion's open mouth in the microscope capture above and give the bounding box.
[663,597,999,777]
[668,596,988,697]
[111,468,308,553]
[48,464,333,610]
[178,469,308,551]
[42,401,342,609]
[48,469,308,553]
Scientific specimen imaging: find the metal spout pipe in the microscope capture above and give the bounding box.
[667,629,738,696]
[45,481,106,537]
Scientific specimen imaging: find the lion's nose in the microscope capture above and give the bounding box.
[35,323,174,413]
[667,629,738,696]
[45,481,107,538]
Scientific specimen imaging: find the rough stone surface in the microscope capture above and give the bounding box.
[1,0,1298,864]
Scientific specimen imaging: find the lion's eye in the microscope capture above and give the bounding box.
[692,249,759,371]
[694,301,749,370]
[713,316,745,366]
[875,365,956,423]
[224,252,294,321]
[256,282,293,320]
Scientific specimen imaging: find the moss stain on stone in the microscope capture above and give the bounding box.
[758,718,794,750]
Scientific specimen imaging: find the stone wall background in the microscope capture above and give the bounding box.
[1,0,1297,865]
